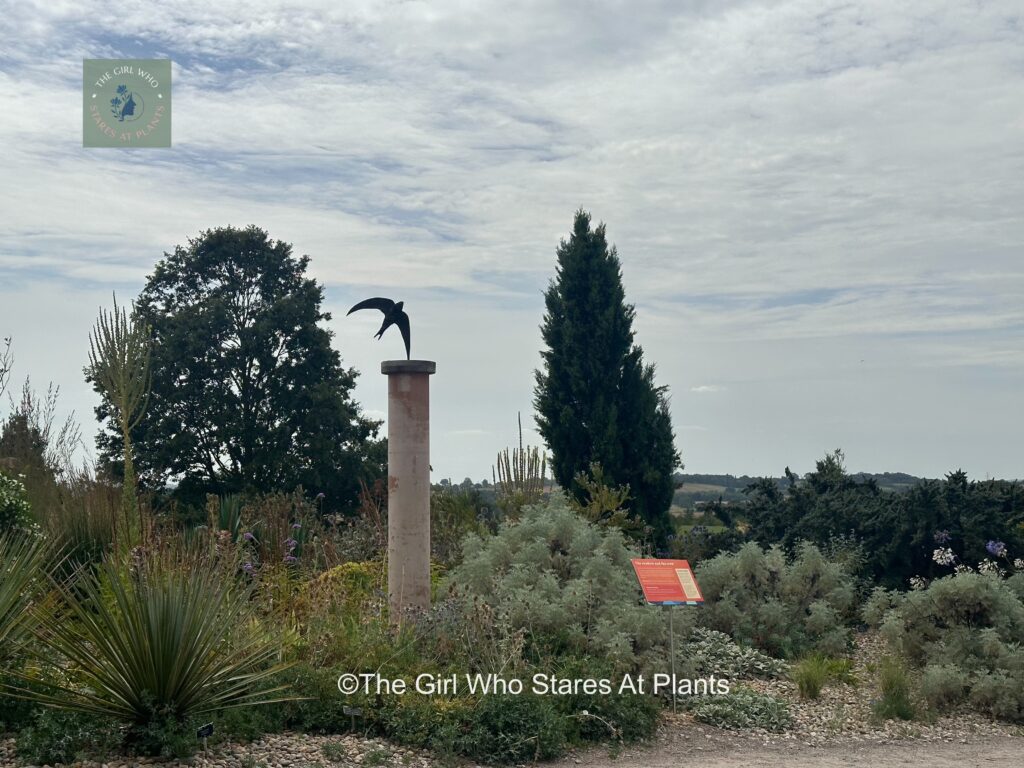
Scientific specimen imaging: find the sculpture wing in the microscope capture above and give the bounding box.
[347,297,395,315]
[395,310,411,359]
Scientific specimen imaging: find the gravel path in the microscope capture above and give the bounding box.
[555,730,1024,768]
[4,727,1023,768]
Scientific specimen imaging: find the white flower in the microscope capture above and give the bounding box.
[932,547,957,566]
[909,576,928,590]
[978,559,999,575]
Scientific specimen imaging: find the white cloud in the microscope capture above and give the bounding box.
[1,0,1022,479]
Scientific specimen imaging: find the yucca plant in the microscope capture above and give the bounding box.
[16,550,292,746]
[0,531,49,667]
[209,493,244,542]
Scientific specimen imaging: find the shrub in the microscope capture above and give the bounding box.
[873,656,915,721]
[15,708,120,765]
[455,694,565,763]
[969,670,1024,721]
[446,496,666,670]
[547,656,660,743]
[690,687,792,731]
[680,628,787,680]
[919,664,969,711]
[432,485,487,565]
[879,573,1024,669]
[16,551,292,755]
[296,561,384,619]
[861,586,903,627]
[0,470,32,532]
[695,541,857,658]
[670,524,745,564]
[872,571,1024,721]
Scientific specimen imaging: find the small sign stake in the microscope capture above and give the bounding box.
[196,722,214,755]
[631,558,705,713]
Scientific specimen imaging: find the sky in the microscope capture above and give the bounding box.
[0,0,1022,483]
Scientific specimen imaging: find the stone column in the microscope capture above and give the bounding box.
[381,360,436,620]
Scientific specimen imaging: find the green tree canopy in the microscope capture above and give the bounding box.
[91,225,385,513]
[743,451,1024,586]
[534,210,680,544]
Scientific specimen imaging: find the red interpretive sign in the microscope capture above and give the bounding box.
[631,558,704,605]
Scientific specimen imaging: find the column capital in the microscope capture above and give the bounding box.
[381,360,436,375]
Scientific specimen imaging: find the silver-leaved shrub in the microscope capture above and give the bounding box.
[446,495,669,672]
[868,571,1024,721]
[694,541,857,658]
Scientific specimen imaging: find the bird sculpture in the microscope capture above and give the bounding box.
[347,297,411,359]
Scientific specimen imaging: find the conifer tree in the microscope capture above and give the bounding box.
[534,210,679,543]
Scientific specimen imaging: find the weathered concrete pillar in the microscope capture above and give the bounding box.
[382,359,436,620]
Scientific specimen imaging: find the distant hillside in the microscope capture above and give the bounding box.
[671,471,930,508]
[454,470,937,510]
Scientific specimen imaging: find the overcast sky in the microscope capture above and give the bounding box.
[1,0,1022,483]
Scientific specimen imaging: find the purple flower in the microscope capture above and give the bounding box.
[986,540,1006,557]
[284,538,298,551]
[283,554,298,564]
[291,522,302,530]
[933,530,951,545]
[242,562,255,573]
[243,532,256,542]
[316,492,326,500]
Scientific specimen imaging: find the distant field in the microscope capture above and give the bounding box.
[676,523,729,534]
[678,483,730,493]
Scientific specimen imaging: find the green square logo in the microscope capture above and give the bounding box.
[83,59,172,148]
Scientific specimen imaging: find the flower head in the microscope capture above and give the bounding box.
[242,562,255,574]
[978,559,1003,576]
[243,532,256,542]
[283,554,298,564]
[986,540,1006,557]
[316,492,326,500]
[933,530,951,545]
[932,547,956,566]
[291,522,302,530]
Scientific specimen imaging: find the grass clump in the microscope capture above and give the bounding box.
[872,656,915,721]
[791,654,857,700]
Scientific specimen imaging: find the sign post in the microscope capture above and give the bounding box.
[196,722,214,755]
[631,558,704,713]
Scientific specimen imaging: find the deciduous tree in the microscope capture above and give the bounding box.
[91,225,385,513]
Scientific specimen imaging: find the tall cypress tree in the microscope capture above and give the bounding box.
[534,210,680,543]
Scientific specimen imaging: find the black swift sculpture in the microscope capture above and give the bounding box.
[347,297,411,359]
